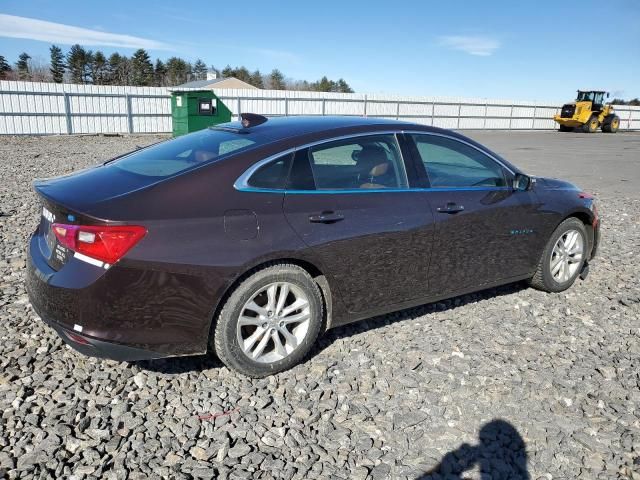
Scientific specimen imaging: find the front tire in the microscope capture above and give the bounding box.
[529,218,588,293]
[213,264,324,377]
[582,115,599,133]
[558,125,573,132]
[602,115,620,133]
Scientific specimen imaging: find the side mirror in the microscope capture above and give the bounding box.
[607,92,610,98]
[513,173,533,191]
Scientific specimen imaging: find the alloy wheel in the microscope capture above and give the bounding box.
[550,229,584,283]
[236,282,311,363]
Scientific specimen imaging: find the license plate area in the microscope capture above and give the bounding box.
[40,205,70,269]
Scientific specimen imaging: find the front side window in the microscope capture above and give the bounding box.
[411,134,507,188]
[307,134,408,190]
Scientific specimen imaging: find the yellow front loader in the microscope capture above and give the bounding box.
[554,90,620,133]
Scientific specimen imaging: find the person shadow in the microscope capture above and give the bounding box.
[416,419,530,480]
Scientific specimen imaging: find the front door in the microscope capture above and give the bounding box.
[408,133,544,295]
[283,133,435,314]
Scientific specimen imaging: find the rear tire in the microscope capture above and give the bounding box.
[213,264,324,377]
[558,125,573,132]
[529,218,588,293]
[582,115,599,133]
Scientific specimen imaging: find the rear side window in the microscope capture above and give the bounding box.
[307,134,408,190]
[109,128,256,178]
[411,134,507,188]
[247,153,292,189]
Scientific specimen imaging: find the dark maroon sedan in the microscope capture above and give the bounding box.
[27,115,600,377]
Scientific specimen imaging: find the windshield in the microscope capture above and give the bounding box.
[576,91,597,102]
[108,128,256,178]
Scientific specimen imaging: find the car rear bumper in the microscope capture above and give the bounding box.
[39,312,164,361]
[27,249,167,361]
[26,231,216,361]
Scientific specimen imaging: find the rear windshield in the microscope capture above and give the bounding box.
[108,128,256,178]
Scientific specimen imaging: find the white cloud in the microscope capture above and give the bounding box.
[0,14,170,50]
[437,35,500,56]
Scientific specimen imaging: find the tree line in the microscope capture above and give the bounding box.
[0,46,354,92]
[611,98,640,106]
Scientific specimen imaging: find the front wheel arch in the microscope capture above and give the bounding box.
[564,212,595,258]
[530,217,589,292]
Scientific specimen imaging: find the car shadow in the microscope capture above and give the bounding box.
[136,281,528,375]
[135,352,223,375]
[309,280,529,359]
[415,419,530,480]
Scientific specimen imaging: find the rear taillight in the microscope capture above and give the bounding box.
[52,223,146,265]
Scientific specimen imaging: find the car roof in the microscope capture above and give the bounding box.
[210,115,522,175]
[212,115,423,142]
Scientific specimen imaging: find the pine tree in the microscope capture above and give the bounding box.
[130,49,154,86]
[336,78,354,93]
[154,59,167,86]
[235,66,251,83]
[16,52,31,80]
[269,69,285,90]
[49,45,65,83]
[250,69,264,89]
[313,76,335,92]
[106,53,124,84]
[192,59,207,80]
[66,45,89,83]
[165,57,191,85]
[221,64,233,78]
[92,51,107,85]
[83,50,96,83]
[0,55,11,79]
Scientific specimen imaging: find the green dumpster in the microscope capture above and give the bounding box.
[170,90,232,137]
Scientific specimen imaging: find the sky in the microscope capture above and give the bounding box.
[0,0,638,102]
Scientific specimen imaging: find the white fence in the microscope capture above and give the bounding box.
[1,80,639,135]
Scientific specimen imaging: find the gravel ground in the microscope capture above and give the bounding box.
[0,132,639,480]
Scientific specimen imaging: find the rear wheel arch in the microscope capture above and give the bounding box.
[206,257,332,352]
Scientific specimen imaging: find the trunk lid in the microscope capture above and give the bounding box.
[33,163,146,271]
[33,163,158,216]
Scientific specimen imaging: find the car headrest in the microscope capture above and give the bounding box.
[356,145,389,177]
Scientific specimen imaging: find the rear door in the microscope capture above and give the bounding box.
[407,133,543,295]
[282,133,435,314]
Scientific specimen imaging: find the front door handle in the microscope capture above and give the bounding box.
[309,211,345,224]
[436,202,465,214]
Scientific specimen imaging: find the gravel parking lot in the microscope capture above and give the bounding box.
[0,130,639,480]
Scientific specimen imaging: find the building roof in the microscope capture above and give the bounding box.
[175,77,257,89]
[177,78,225,88]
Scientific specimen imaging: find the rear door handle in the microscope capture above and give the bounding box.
[309,211,344,224]
[436,202,465,214]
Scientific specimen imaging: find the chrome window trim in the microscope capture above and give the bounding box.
[235,148,297,191]
[233,129,515,193]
